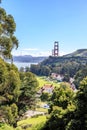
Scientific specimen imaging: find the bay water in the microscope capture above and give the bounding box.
[8,61,38,70]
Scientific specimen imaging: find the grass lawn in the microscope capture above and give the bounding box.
[37,76,60,89]
[17,115,47,130]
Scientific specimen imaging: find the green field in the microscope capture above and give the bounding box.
[0,116,47,130]
[37,76,60,89]
[17,115,47,130]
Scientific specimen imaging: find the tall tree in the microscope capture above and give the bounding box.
[66,77,87,130]
[74,66,87,88]
[42,82,75,130]
[40,66,51,76]
[0,58,21,126]
[0,7,19,58]
[51,82,74,109]
[18,72,39,114]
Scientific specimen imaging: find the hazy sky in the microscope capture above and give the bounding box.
[1,0,87,56]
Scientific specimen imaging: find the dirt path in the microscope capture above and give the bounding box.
[24,110,45,118]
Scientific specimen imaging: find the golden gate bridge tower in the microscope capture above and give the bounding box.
[52,41,59,57]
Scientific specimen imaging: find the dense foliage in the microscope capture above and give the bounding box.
[0,5,20,127]
[66,77,87,130]
[0,58,39,127]
[0,58,21,126]
[18,71,39,114]
[30,56,86,80]
[41,77,87,130]
[0,7,19,59]
[41,82,75,130]
[30,64,51,76]
[74,66,87,88]
[0,5,39,129]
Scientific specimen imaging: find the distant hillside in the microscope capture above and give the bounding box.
[64,49,87,57]
[13,55,47,63]
[13,49,87,64]
[40,49,87,66]
[30,49,87,79]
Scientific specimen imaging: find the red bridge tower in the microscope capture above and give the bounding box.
[52,41,59,57]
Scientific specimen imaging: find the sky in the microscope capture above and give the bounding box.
[1,0,87,56]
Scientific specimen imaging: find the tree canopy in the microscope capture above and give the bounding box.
[42,82,75,130]
[0,7,19,58]
[18,71,39,114]
[0,58,21,126]
[66,77,87,130]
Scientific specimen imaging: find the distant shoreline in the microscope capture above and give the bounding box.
[7,61,38,70]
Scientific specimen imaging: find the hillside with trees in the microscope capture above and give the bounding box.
[30,51,87,88]
[64,49,87,57]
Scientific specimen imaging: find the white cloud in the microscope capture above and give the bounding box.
[12,48,67,57]
[32,50,51,57]
[12,49,51,57]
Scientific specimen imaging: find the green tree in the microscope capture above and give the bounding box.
[0,59,21,126]
[19,66,25,72]
[0,7,19,58]
[63,74,70,82]
[51,82,74,109]
[30,64,41,75]
[6,69,21,103]
[74,66,87,88]
[67,77,87,130]
[0,58,8,94]
[1,103,18,127]
[18,72,39,114]
[42,82,75,130]
[25,66,30,72]
[40,92,51,102]
[40,66,51,76]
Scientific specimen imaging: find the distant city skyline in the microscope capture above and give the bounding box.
[1,0,87,56]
